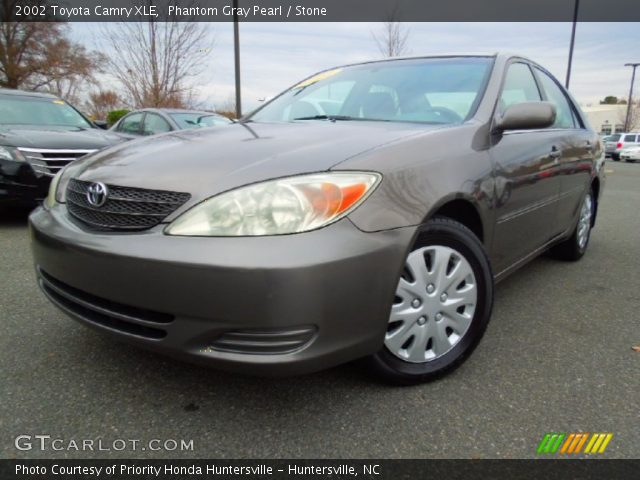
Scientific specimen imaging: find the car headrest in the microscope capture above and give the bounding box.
[361,92,396,119]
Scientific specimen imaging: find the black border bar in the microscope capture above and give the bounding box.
[2,0,640,22]
[2,459,639,480]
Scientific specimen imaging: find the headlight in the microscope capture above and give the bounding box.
[165,172,381,236]
[45,170,64,209]
[0,146,25,162]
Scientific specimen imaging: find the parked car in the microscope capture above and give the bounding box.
[609,132,640,160]
[603,133,620,157]
[30,53,604,384]
[620,145,640,162]
[0,88,126,205]
[110,108,232,139]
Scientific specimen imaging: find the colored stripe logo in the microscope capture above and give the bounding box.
[537,433,613,454]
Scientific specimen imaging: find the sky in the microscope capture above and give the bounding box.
[70,22,640,112]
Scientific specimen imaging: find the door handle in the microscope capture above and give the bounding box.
[549,146,562,160]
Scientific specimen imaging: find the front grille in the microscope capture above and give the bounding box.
[207,327,317,355]
[38,268,173,340]
[18,148,96,177]
[66,179,190,231]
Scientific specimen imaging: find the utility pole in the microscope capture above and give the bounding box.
[565,0,579,89]
[233,0,242,118]
[624,63,639,132]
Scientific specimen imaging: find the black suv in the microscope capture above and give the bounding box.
[0,88,126,205]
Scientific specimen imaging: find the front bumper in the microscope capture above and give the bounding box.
[0,158,50,204]
[29,205,415,376]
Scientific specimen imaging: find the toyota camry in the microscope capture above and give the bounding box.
[30,54,604,384]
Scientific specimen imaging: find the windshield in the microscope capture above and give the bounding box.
[0,95,92,128]
[249,57,492,125]
[170,113,232,129]
[608,134,621,141]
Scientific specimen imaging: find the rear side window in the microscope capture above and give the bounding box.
[534,68,576,129]
[623,134,637,142]
[499,63,541,113]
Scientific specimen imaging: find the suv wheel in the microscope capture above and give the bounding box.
[550,188,594,261]
[369,217,494,385]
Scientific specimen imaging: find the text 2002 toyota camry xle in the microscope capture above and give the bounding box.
[30,54,604,384]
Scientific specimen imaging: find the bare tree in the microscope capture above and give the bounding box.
[618,100,640,131]
[102,12,213,108]
[372,7,410,58]
[215,94,237,120]
[84,89,122,120]
[0,2,101,93]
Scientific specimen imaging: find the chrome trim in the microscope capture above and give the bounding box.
[17,147,97,177]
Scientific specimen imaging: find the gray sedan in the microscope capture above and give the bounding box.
[110,108,232,139]
[30,54,604,384]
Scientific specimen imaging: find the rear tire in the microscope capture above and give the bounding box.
[550,188,594,261]
[369,217,494,385]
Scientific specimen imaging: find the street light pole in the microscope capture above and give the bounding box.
[624,63,640,132]
[233,0,242,119]
[565,0,579,89]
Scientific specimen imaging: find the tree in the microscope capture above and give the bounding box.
[84,90,122,121]
[619,100,640,131]
[102,13,213,108]
[0,3,101,93]
[600,96,619,105]
[212,94,238,119]
[372,8,410,58]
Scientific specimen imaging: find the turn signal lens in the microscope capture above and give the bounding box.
[165,172,381,236]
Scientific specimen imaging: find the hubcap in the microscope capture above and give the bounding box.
[577,193,593,249]
[385,245,478,363]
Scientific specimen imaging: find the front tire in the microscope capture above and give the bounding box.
[369,217,494,385]
[550,188,594,261]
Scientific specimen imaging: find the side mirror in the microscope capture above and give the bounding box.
[93,120,108,129]
[494,101,556,132]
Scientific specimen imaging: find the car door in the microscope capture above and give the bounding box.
[115,112,145,138]
[489,61,563,275]
[533,66,596,235]
[142,113,173,136]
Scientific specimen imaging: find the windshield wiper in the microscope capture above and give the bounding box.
[292,115,357,122]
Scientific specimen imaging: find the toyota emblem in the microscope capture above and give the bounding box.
[86,182,108,207]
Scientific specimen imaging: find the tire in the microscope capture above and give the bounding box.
[550,188,594,261]
[369,217,494,385]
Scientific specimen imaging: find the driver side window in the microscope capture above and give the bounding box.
[117,113,144,135]
[143,113,172,136]
[499,63,542,114]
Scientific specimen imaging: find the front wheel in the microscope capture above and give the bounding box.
[369,217,494,385]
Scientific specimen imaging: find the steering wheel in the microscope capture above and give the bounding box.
[428,107,463,123]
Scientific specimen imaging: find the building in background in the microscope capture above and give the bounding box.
[580,104,627,135]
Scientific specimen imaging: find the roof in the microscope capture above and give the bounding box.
[138,108,224,116]
[0,88,59,99]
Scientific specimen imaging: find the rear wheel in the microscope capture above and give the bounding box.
[550,188,594,261]
[369,217,494,385]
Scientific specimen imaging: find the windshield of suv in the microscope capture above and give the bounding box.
[249,57,492,125]
[0,95,93,128]
[170,113,232,129]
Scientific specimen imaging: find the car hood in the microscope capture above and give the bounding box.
[0,124,127,150]
[72,121,440,200]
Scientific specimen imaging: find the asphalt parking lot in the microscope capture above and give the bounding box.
[1,160,638,460]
